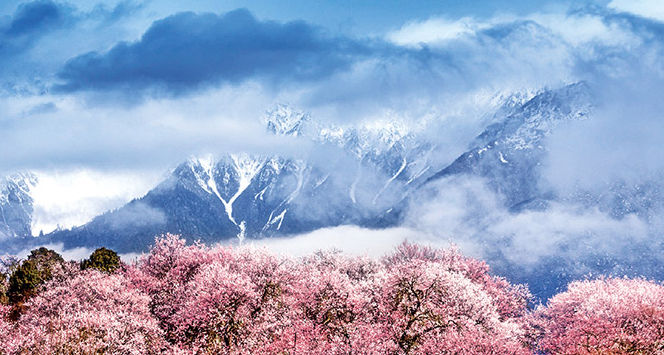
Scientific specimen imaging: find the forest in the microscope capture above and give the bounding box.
[1,235,662,354]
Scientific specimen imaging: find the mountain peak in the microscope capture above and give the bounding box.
[0,171,37,239]
[0,172,37,204]
[264,104,311,137]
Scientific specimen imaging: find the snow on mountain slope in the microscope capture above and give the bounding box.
[426,82,593,208]
[28,83,606,254]
[190,153,265,242]
[0,172,37,239]
[264,104,313,136]
[37,104,445,252]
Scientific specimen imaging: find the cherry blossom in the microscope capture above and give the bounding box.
[534,277,664,354]
[7,269,167,354]
[377,243,533,354]
[7,235,663,354]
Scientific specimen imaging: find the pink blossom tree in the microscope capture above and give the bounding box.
[376,243,533,354]
[7,269,167,354]
[169,251,295,353]
[284,251,384,354]
[0,235,542,354]
[125,236,535,354]
[128,234,298,353]
[0,304,15,352]
[534,277,664,354]
[126,234,216,344]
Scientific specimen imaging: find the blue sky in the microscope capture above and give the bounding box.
[129,0,599,34]
[0,0,608,35]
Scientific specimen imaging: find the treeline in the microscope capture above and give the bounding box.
[0,234,663,354]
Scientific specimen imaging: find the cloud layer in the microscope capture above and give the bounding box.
[56,9,367,95]
[1,3,661,189]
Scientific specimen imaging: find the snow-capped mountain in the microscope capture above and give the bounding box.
[18,83,654,260]
[426,82,593,209]
[5,83,663,303]
[0,172,37,239]
[41,105,440,252]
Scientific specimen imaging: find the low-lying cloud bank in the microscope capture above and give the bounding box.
[409,176,658,261]
[29,169,163,235]
[251,225,445,257]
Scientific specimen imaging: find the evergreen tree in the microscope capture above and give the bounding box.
[8,247,63,305]
[81,247,121,273]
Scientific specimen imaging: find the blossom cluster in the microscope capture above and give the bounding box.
[1,234,663,354]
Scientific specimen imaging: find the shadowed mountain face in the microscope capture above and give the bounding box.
[425,82,664,221]
[1,84,603,254]
[36,84,591,253]
[417,83,664,299]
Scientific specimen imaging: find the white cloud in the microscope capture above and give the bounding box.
[609,0,664,22]
[247,225,449,257]
[6,6,647,181]
[405,176,655,268]
[488,204,648,265]
[544,73,664,191]
[387,11,640,49]
[386,17,487,46]
[0,82,303,174]
[529,12,638,47]
[30,169,163,235]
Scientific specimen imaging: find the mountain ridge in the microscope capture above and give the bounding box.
[0,83,605,254]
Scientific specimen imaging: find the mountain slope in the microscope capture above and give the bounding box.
[43,106,440,252]
[19,83,623,257]
[425,82,592,209]
[0,172,37,239]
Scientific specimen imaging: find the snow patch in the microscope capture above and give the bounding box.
[499,152,509,164]
[264,104,310,136]
[373,157,407,204]
[271,209,287,230]
[192,154,265,242]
